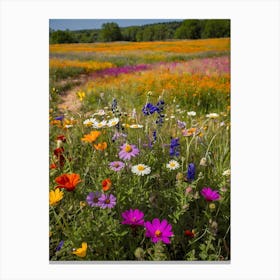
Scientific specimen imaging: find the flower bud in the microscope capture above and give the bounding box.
[200,157,207,166]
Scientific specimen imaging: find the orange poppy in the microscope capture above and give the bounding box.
[94,142,107,151]
[81,131,101,143]
[55,173,81,191]
[102,178,112,191]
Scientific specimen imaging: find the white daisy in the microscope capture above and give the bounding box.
[187,111,196,116]
[131,164,151,176]
[83,118,96,127]
[129,124,144,129]
[107,117,119,127]
[166,160,180,170]
[206,113,219,119]
[92,120,107,129]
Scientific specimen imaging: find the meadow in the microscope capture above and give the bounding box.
[49,38,230,261]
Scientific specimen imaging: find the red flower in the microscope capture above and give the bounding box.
[54,147,65,167]
[54,147,64,157]
[56,135,66,142]
[184,230,195,238]
[102,178,112,191]
[55,173,81,191]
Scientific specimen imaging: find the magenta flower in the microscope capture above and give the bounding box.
[119,143,139,160]
[109,161,125,172]
[121,209,145,227]
[99,193,117,209]
[145,218,173,244]
[201,187,220,202]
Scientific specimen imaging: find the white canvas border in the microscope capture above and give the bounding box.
[0,0,279,279]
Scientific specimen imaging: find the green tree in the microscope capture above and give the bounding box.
[49,30,77,44]
[201,20,230,38]
[174,20,202,39]
[142,26,154,41]
[99,22,122,42]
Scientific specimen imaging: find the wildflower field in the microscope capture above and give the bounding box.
[49,38,230,261]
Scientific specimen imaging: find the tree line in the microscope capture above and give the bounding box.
[49,20,230,44]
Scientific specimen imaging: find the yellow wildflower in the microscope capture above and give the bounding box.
[77,91,86,101]
[49,188,64,206]
[72,242,87,257]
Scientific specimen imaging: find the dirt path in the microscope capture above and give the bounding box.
[57,74,89,113]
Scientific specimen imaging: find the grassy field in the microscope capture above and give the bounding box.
[49,38,230,261]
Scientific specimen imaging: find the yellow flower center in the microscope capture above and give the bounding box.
[170,162,176,167]
[111,121,117,125]
[97,123,103,127]
[137,165,145,171]
[125,145,132,152]
[155,230,162,237]
[105,199,110,204]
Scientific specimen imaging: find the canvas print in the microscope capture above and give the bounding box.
[49,19,230,261]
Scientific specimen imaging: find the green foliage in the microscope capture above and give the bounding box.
[174,20,202,39]
[99,22,122,42]
[202,20,230,39]
[49,30,77,44]
[49,20,230,44]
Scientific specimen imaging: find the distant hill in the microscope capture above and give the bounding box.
[49,19,230,44]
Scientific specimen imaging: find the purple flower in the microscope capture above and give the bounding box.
[56,240,64,252]
[170,137,180,157]
[109,161,125,172]
[177,120,186,129]
[142,103,159,115]
[119,143,139,160]
[55,115,64,121]
[201,187,220,202]
[187,163,196,181]
[86,191,102,207]
[145,218,173,244]
[112,132,127,142]
[121,209,145,227]
[99,193,117,209]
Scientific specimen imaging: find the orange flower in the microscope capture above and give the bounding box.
[94,142,107,151]
[102,178,112,191]
[81,131,101,143]
[50,163,57,169]
[55,173,81,191]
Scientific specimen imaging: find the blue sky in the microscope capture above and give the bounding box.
[49,19,183,31]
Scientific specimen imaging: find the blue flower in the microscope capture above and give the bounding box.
[170,137,180,156]
[142,103,158,115]
[55,115,64,121]
[187,163,196,181]
[56,240,64,252]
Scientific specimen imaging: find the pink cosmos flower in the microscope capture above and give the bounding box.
[145,218,173,244]
[119,143,139,160]
[109,161,125,172]
[121,209,145,227]
[200,187,220,202]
